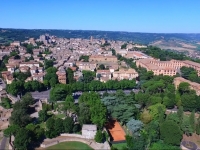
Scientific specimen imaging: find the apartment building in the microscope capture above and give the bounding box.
[136,58,200,76]
[20,61,40,68]
[96,70,111,79]
[76,61,96,71]
[32,73,45,83]
[113,68,138,80]
[174,77,200,96]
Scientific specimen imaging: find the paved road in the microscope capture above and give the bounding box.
[0,137,7,150]
[31,89,51,100]
[0,78,6,89]
[31,89,139,102]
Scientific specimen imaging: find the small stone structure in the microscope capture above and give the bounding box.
[82,124,97,139]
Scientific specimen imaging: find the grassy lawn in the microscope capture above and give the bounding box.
[55,113,66,119]
[46,141,93,150]
[112,143,127,149]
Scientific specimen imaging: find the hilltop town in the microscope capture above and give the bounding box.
[1,34,200,150]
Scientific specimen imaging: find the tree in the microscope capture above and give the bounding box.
[78,103,91,125]
[21,92,34,106]
[148,103,166,120]
[181,116,193,136]
[45,117,58,138]
[14,128,31,150]
[162,96,175,108]
[55,118,64,134]
[177,106,184,123]
[79,55,89,62]
[145,120,160,146]
[126,119,143,137]
[46,117,55,130]
[63,117,74,133]
[50,87,68,102]
[24,81,33,92]
[181,92,197,111]
[66,68,75,84]
[94,130,104,143]
[44,59,54,69]
[90,101,107,128]
[160,120,182,146]
[140,109,152,124]
[132,134,147,150]
[180,66,197,80]
[10,109,32,127]
[112,104,136,124]
[38,109,48,122]
[81,70,96,83]
[0,97,12,109]
[166,113,180,125]
[73,124,81,133]
[150,141,180,150]
[98,64,105,70]
[196,116,200,135]
[189,110,195,132]
[121,43,127,49]
[26,123,44,141]
[3,124,20,137]
[111,49,116,56]
[6,80,24,96]
[49,77,58,87]
[178,82,190,95]
[79,92,107,128]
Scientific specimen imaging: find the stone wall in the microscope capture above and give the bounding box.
[60,133,84,138]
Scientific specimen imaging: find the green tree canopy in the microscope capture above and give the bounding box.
[160,120,182,146]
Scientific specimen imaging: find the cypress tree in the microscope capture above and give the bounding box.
[189,110,195,132]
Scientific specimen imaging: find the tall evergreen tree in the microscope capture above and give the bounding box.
[189,110,195,132]
[177,106,183,124]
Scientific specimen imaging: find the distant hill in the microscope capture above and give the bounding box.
[1,28,200,51]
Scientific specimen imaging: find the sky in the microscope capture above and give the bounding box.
[0,0,200,33]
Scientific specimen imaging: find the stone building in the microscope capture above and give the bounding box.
[89,55,118,63]
[82,124,97,139]
[174,77,200,96]
[136,58,200,77]
[56,71,66,84]
[113,68,138,80]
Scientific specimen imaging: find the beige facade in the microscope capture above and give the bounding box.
[76,61,96,71]
[96,70,112,79]
[113,68,138,80]
[136,59,200,76]
[11,41,20,46]
[56,71,66,84]
[89,55,118,63]
[20,61,40,68]
[174,77,200,95]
